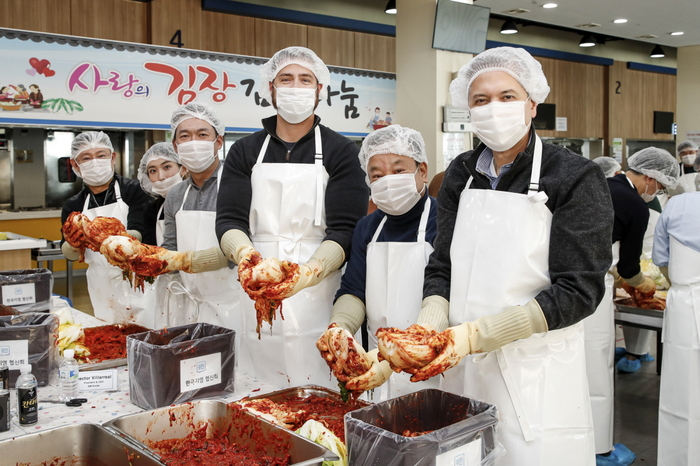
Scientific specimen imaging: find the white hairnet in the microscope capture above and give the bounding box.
[71,131,113,159]
[170,102,225,137]
[627,147,681,189]
[450,46,550,110]
[138,142,180,196]
[677,140,698,154]
[359,125,427,174]
[593,157,621,178]
[258,46,331,103]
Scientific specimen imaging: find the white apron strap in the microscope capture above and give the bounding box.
[370,216,388,242]
[465,175,474,190]
[416,197,431,243]
[82,179,122,212]
[166,278,200,323]
[314,126,323,227]
[256,135,271,164]
[496,349,536,442]
[179,184,192,211]
[528,136,548,203]
[157,203,165,223]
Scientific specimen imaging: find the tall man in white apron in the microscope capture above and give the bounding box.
[653,191,700,465]
[317,125,439,400]
[390,47,615,466]
[61,131,156,325]
[160,103,236,329]
[137,142,190,328]
[587,147,679,465]
[216,47,368,388]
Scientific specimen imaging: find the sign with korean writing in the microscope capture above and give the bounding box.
[180,352,221,392]
[2,283,36,306]
[0,29,396,137]
[0,340,29,369]
[78,369,118,391]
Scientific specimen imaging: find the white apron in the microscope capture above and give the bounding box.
[156,203,165,246]
[83,182,157,326]
[583,242,619,454]
[657,237,700,465]
[238,126,341,389]
[677,173,698,194]
[175,165,241,332]
[365,197,439,401]
[442,136,595,466]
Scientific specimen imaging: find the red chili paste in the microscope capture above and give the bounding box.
[77,324,149,363]
[277,394,364,442]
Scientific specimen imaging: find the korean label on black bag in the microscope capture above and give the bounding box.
[18,387,38,425]
[180,353,222,392]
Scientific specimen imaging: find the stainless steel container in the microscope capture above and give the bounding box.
[0,423,163,465]
[104,399,338,466]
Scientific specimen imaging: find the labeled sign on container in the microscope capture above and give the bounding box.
[180,352,222,392]
[0,340,29,369]
[1,284,36,306]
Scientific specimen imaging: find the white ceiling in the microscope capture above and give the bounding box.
[474,0,700,48]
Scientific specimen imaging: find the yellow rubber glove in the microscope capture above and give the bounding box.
[345,349,394,392]
[659,266,671,287]
[126,229,142,241]
[220,229,257,265]
[635,276,657,294]
[412,299,548,382]
[611,268,625,289]
[282,241,345,299]
[61,241,81,261]
[190,247,229,273]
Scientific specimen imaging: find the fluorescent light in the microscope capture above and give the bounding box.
[579,34,596,47]
[671,31,684,36]
[500,20,518,35]
[613,19,627,24]
[543,3,557,8]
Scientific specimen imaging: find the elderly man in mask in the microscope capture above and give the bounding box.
[161,102,235,328]
[61,131,155,324]
[216,46,367,388]
[377,47,614,466]
[317,125,439,401]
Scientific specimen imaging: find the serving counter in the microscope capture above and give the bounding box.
[0,232,46,270]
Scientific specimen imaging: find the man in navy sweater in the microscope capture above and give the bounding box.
[317,125,438,399]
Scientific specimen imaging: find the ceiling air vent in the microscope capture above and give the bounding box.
[636,34,659,39]
[575,23,602,28]
[502,8,530,14]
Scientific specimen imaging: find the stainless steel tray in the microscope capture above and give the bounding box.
[104,399,337,466]
[242,384,372,407]
[613,299,665,318]
[0,423,163,465]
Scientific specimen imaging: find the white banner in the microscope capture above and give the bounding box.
[0,29,397,137]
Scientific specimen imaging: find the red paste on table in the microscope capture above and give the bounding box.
[150,424,291,466]
[77,324,149,363]
[273,394,364,442]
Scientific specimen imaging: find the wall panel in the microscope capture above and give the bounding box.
[201,11,256,56]
[536,57,606,139]
[354,32,395,72]
[0,0,71,35]
[307,26,354,68]
[71,0,148,43]
[150,0,202,50]
[254,19,307,58]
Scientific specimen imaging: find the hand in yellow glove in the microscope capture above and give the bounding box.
[278,241,345,299]
[611,269,625,289]
[61,241,81,262]
[411,323,472,382]
[345,349,393,392]
[634,275,657,294]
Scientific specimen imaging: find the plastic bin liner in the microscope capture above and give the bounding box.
[0,312,59,387]
[345,389,505,466]
[0,268,53,313]
[127,323,235,409]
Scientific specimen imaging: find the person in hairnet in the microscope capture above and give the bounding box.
[667,140,698,196]
[137,142,186,247]
[61,131,155,324]
[652,185,700,465]
[593,157,622,178]
[613,148,680,375]
[161,102,235,328]
[316,125,439,400]
[215,46,368,388]
[378,47,614,466]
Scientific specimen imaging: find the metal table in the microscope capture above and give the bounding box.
[614,302,664,374]
[31,240,73,302]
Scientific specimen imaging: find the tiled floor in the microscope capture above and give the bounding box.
[54,275,662,465]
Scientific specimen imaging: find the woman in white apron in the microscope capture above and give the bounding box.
[137,142,189,329]
[319,125,440,400]
[652,192,700,465]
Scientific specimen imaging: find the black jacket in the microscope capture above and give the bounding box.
[61,174,152,242]
[215,115,368,257]
[608,174,649,279]
[423,128,614,330]
[142,196,165,246]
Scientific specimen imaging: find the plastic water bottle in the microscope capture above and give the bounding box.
[59,349,79,402]
[16,364,38,425]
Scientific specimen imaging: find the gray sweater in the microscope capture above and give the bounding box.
[423,128,614,330]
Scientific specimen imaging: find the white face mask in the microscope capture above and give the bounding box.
[681,153,697,166]
[469,100,530,152]
[274,87,316,124]
[78,158,114,186]
[370,170,424,216]
[151,173,183,197]
[640,179,662,203]
[177,140,217,173]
